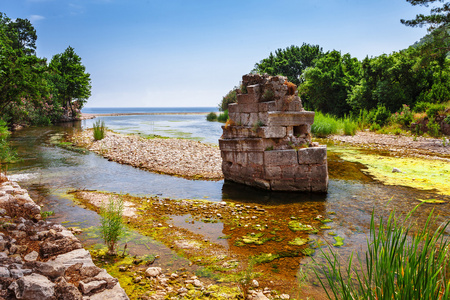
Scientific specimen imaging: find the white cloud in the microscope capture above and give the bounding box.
[30,15,45,22]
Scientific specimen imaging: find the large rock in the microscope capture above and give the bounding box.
[9,273,55,300]
[89,283,129,300]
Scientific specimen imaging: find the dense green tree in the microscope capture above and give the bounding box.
[49,46,91,117]
[6,18,37,55]
[254,44,323,85]
[300,51,361,117]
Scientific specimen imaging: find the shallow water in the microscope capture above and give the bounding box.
[7,115,450,297]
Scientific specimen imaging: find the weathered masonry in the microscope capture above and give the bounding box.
[219,74,328,192]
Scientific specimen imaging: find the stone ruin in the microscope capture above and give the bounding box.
[219,74,328,192]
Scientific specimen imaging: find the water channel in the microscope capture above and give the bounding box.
[7,114,450,298]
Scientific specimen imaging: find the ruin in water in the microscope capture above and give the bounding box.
[219,74,328,192]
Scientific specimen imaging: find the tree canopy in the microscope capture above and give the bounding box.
[0,12,91,126]
[401,0,450,31]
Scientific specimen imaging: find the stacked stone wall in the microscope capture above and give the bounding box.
[219,74,328,192]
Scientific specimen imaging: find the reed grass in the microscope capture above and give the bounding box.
[314,207,450,300]
[100,196,124,255]
[93,120,106,140]
[311,112,358,137]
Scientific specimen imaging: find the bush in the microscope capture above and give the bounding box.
[372,104,391,126]
[219,88,238,111]
[427,117,441,137]
[413,101,431,113]
[217,110,229,123]
[426,103,447,119]
[100,196,124,255]
[390,104,413,127]
[314,208,450,300]
[343,119,357,136]
[206,112,218,122]
[0,120,16,176]
[93,120,106,140]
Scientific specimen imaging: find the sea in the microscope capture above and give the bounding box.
[80,107,223,144]
[81,107,218,114]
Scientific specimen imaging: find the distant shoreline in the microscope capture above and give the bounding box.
[81,112,210,119]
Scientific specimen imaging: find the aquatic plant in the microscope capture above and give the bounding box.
[93,119,106,140]
[100,196,125,255]
[314,208,450,299]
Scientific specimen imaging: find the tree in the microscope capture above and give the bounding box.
[401,0,450,32]
[300,51,360,117]
[49,46,91,117]
[254,43,323,85]
[6,18,37,55]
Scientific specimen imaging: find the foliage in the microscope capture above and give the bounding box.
[401,0,450,33]
[49,46,91,117]
[300,51,360,117]
[40,210,54,220]
[206,112,218,121]
[93,120,106,140]
[100,196,125,255]
[313,208,450,300]
[0,12,91,126]
[217,110,229,123]
[311,112,358,137]
[254,43,323,85]
[426,103,447,118]
[261,89,275,101]
[427,117,441,137]
[413,101,432,112]
[371,104,391,126]
[218,87,238,111]
[0,119,16,175]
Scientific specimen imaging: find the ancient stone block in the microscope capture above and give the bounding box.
[264,166,282,179]
[235,152,247,165]
[268,111,315,126]
[221,151,235,162]
[259,101,276,112]
[228,103,239,113]
[238,94,258,104]
[298,146,327,165]
[240,103,259,113]
[247,84,261,95]
[264,150,298,166]
[257,126,286,139]
[258,112,269,125]
[248,152,264,165]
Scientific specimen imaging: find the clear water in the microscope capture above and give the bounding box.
[7,113,450,296]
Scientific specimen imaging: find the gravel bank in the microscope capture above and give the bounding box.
[72,130,223,180]
[329,131,450,160]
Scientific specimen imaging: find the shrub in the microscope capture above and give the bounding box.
[100,196,125,255]
[217,110,229,123]
[371,104,391,126]
[390,104,413,127]
[206,112,218,121]
[261,89,275,101]
[427,117,441,137]
[93,120,106,140]
[0,120,16,177]
[314,208,450,300]
[426,103,447,119]
[413,101,431,113]
[343,119,357,136]
[219,88,238,111]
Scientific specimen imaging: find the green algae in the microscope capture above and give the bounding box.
[235,232,271,246]
[337,148,450,195]
[288,237,309,246]
[333,236,345,247]
[252,253,281,264]
[288,221,317,232]
[301,247,315,256]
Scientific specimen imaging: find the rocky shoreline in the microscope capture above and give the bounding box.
[0,177,129,300]
[329,131,450,160]
[71,130,223,180]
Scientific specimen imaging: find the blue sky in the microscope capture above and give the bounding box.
[3,0,430,108]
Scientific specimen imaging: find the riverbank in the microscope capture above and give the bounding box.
[81,112,209,119]
[71,130,223,180]
[328,131,450,160]
[0,177,129,299]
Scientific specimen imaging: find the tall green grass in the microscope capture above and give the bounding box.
[314,208,450,300]
[93,120,106,140]
[311,112,358,137]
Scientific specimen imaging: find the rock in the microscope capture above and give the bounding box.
[9,273,55,300]
[145,266,162,277]
[80,265,102,277]
[94,269,119,289]
[133,276,142,283]
[392,167,402,173]
[79,279,107,294]
[252,279,259,288]
[88,283,129,300]
[251,292,269,300]
[193,279,203,288]
[33,261,65,278]
[279,294,290,299]
[39,236,82,258]
[0,266,10,278]
[54,278,82,300]
[24,251,39,262]
[50,248,96,270]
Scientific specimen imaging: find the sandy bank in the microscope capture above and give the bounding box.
[72,130,223,180]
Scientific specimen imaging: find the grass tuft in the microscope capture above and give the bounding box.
[93,120,106,140]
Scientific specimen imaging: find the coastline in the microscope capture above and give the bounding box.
[81,112,210,119]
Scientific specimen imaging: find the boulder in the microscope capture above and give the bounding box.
[9,273,55,300]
